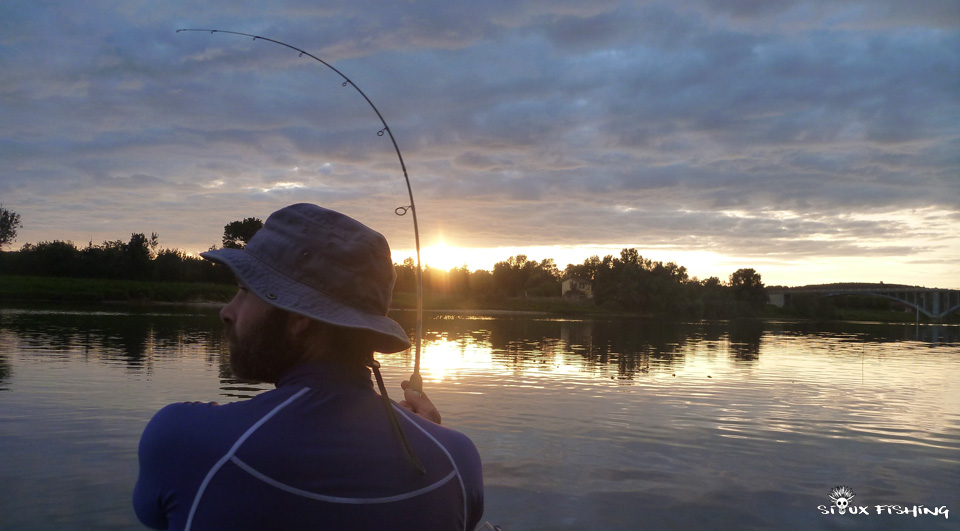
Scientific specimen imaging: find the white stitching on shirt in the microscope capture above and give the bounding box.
[182,387,471,531]
[184,387,311,531]
[231,456,458,504]
[393,405,470,531]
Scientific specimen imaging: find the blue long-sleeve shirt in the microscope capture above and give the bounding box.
[133,361,484,530]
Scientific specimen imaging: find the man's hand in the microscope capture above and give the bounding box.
[399,380,441,424]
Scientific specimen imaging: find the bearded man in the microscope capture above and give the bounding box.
[133,203,484,530]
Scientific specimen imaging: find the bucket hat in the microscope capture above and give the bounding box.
[201,203,411,353]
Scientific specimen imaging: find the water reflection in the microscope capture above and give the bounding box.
[2,305,957,387]
[0,302,229,390]
[728,319,763,361]
[392,314,890,379]
[0,354,10,390]
[770,319,960,344]
[418,314,957,379]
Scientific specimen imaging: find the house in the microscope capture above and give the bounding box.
[562,277,593,299]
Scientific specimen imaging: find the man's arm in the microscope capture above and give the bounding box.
[133,406,179,530]
[133,401,222,529]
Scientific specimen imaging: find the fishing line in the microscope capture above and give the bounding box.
[177,29,426,395]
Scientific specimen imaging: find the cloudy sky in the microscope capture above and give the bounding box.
[2,1,958,288]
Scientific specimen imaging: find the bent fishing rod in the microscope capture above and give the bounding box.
[177,29,425,395]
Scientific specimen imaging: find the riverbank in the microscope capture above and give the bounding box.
[762,298,957,324]
[0,275,620,316]
[0,275,237,304]
[1,275,953,323]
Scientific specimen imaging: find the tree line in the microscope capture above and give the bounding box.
[394,250,767,318]
[0,233,232,284]
[0,206,766,317]
[0,210,260,285]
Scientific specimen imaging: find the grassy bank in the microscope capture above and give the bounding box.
[762,302,957,323]
[2,275,954,323]
[0,275,237,303]
[0,276,619,315]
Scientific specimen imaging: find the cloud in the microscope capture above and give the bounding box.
[1,0,958,287]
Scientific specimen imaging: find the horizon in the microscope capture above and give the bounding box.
[3,231,953,290]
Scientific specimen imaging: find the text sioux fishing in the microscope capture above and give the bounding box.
[818,504,949,519]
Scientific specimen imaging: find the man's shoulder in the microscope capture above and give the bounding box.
[399,407,483,464]
[146,399,231,433]
[400,410,484,520]
[140,401,225,456]
[140,389,288,452]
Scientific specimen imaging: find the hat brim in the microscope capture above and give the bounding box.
[202,248,412,354]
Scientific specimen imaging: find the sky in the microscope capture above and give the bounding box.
[1,1,958,288]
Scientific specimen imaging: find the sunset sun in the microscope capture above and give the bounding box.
[420,241,468,271]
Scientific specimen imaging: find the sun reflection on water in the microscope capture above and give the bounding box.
[417,333,494,383]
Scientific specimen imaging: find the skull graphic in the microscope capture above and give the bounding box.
[828,486,855,515]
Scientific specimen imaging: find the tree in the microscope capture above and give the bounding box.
[525,259,561,297]
[0,205,23,249]
[222,217,263,249]
[492,255,559,297]
[493,255,530,297]
[127,233,154,279]
[394,257,418,293]
[448,265,471,296]
[730,268,767,312]
[18,240,80,277]
[564,255,600,282]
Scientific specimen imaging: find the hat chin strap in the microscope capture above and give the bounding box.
[368,358,426,475]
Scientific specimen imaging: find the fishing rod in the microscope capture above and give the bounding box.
[177,29,425,396]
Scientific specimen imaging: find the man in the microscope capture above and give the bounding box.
[133,203,484,530]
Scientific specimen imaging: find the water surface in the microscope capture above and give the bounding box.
[0,303,957,530]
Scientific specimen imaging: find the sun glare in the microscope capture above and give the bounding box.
[418,333,495,383]
[420,241,469,271]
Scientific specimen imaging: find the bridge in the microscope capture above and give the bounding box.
[767,283,960,320]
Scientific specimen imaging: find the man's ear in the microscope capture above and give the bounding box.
[285,312,315,339]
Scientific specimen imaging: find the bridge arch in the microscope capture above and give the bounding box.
[767,285,960,320]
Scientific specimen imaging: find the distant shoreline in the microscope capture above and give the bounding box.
[0,275,236,304]
[1,274,951,323]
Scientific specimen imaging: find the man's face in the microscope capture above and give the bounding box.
[219,285,305,383]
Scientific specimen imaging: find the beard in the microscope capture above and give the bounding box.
[225,308,307,383]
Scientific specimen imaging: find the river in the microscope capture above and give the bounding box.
[0,302,957,530]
